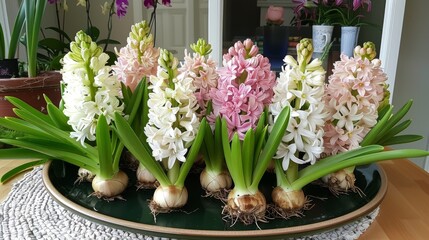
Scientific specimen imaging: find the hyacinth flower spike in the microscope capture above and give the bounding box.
[114,49,207,216]
[112,21,160,188]
[208,39,292,226]
[178,39,231,197]
[320,42,423,193]
[268,38,327,215]
[321,41,420,194]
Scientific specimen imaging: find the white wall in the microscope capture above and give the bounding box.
[392,0,429,170]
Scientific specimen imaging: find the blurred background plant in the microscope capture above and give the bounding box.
[143,0,171,44]
[291,0,341,27]
[38,0,129,70]
[329,0,372,26]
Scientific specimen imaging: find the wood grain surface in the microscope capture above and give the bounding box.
[1,159,428,239]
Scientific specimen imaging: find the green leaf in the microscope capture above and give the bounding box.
[8,1,25,59]
[46,103,71,131]
[96,115,114,179]
[49,54,65,70]
[0,138,97,171]
[12,108,98,158]
[86,26,100,41]
[1,159,48,183]
[45,26,71,42]
[105,51,117,66]
[242,129,254,187]
[292,149,429,190]
[213,117,224,169]
[0,148,50,159]
[250,106,290,190]
[38,38,68,52]
[380,135,423,146]
[298,145,384,179]
[175,119,207,187]
[231,133,246,189]
[6,96,52,124]
[379,120,412,142]
[253,126,267,169]
[361,105,393,146]
[0,23,5,59]
[0,118,54,140]
[202,122,215,170]
[113,112,171,186]
[221,118,232,175]
[377,104,391,121]
[373,100,413,144]
[274,158,290,187]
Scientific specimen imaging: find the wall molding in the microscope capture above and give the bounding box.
[379,0,406,103]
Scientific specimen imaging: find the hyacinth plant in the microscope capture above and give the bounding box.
[208,39,292,225]
[0,31,145,199]
[254,39,429,217]
[268,38,327,215]
[178,39,231,196]
[112,21,160,188]
[113,49,207,215]
[322,42,423,193]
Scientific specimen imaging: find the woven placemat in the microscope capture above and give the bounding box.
[0,167,379,240]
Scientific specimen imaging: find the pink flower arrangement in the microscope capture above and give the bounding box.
[179,41,218,118]
[210,39,276,139]
[323,52,387,155]
[112,21,159,91]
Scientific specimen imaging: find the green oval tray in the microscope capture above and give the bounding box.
[42,161,387,239]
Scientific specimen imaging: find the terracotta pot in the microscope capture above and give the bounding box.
[0,71,62,117]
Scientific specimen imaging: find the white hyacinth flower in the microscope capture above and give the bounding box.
[145,49,200,169]
[61,31,124,145]
[269,39,327,170]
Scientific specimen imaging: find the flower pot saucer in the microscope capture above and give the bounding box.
[42,161,387,239]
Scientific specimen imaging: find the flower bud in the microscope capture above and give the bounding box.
[297,38,313,67]
[354,41,377,60]
[190,38,212,56]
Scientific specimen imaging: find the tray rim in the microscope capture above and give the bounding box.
[42,161,387,239]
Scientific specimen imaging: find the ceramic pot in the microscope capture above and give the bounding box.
[341,26,360,57]
[312,25,334,53]
[0,71,62,117]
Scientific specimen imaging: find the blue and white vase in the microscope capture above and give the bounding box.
[341,26,360,57]
[312,25,334,53]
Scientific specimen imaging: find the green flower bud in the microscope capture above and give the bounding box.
[190,38,212,56]
[354,41,377,60]
[297,38,313,68]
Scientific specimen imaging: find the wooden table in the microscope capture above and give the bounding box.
[1,159,429,239]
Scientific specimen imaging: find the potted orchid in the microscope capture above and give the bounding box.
[291,0,341,53]
[330,0,373,56]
